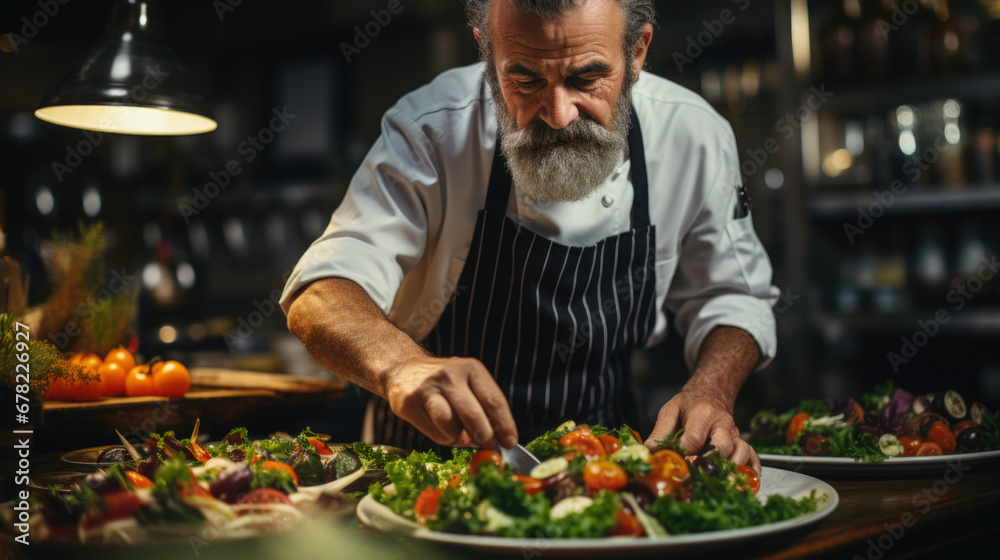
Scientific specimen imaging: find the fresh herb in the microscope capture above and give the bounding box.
[251,463,297,494]
[343,441,401,469]
[654,428,688,454]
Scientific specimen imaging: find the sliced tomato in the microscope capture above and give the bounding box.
[82,491,148,528]
[124,470,154,490]
[262,460,299,486]
[927,422,957,454]
[235,488,293,515]
[598,434,622,455]
[735,464,760,495]
[448,473,463,488]
[308,438,334,455]
[414,486,441,522]
[900,435,925,457]
[512,474,546,495]
[609,508,644,537]
[469,450,503,476]
[649,450,689,482]
[915,441,943,456]
[786,412,810,444]
[583,461,628,491]
[559,429,606,460]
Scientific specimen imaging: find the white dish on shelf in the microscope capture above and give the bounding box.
[757,449,1000,476]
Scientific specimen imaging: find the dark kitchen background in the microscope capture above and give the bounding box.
[2,0,999,441]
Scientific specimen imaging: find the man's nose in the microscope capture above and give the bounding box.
[537,86,579,130]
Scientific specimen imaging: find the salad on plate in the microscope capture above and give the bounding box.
[368,421,825,538]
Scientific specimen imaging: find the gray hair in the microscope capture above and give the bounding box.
[465,0,657,69]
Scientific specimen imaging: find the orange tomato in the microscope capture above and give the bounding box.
[649,450,689,482]
[99,362,128,397]
[308,438,333,455]
[414,486,441,521]
[103,347,137,371]
[735,464,761,495]
[70,377,104,401]
[469,450,503,476]
[786,412,810,444]
[46,377,73,401]
[125,470,154,489]
[152,360,190,397]
[512,474,546,495]
[927,421,957,454]
[261,460,299,486]
[598,434,622,455]
[915,441,943,456]
[583,460,628,491]
[559,429,606,459]
[125,365,156,397]
[609,509,644,537]
[900,435,925,457]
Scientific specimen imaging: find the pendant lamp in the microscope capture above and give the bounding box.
[34,0,217,135]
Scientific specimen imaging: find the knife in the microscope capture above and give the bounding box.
[498,444,541,475]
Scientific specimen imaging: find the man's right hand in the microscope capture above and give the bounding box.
[287,278,518,449]
[384,355,519,449]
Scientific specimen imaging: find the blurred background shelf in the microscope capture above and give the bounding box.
[809,186,1000,217]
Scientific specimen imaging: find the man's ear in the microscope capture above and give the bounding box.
[474,28,482,44]
[631,23,654,78]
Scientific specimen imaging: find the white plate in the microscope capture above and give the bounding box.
[758,449,1000,476]
[356,467,838,557]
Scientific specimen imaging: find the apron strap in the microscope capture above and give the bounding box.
[485,107,651,230]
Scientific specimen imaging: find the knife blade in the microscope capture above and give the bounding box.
[498,444,541,475]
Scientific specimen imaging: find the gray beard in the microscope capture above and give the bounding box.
[487,65,634,203]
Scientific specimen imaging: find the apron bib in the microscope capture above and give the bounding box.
[370,107,657,450]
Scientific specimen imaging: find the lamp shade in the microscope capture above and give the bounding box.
[34,0,217,135]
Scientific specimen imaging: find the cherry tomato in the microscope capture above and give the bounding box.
[786,412,810,444]
[915,441,943,456]
[152,360,190,398]
[598,434,622,455]
[513,474,546,495]
[951,420,978,438]
[99,362,127,397]
[308,438,333,455]
[124,470,154,489]
[800,434,831,456]
[81,491,147,528]
[414,486,441,521]
[583,460,628,491]
[644,474,685,497]
[261,460,299,486]
[630,428,642,443]
[735,464,760,495]
[900,435,925,457]
[103,347,137,372]
[71,353,103,370]
[448,473,463,487]
[235,488,293,515]
[927,421,957,454]
[649,450,689,482]
[559,429,606,459]
[125,365,156,397]
[469,450,503,476]
[609,508,644,537]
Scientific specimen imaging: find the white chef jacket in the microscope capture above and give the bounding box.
[280,62,780,371]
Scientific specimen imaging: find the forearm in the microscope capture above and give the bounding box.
[684,326,760,411]
[286,277,429,398]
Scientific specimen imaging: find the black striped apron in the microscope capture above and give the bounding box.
[371,107,657,451]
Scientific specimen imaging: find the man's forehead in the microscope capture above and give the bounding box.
[490,0,623,64]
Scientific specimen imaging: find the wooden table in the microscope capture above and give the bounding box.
[723,460,1000,559]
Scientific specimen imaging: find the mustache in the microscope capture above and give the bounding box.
[506,117,615,153]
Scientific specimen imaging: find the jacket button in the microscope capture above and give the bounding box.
[601,194,614,207]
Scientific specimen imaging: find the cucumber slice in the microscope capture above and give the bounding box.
[530,457,570,480]
[550,496,594,520]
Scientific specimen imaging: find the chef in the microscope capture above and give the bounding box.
[280,0,778,470]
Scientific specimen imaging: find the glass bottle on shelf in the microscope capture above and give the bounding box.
[954,222,993,302]
[856,0,891,83]
[912,223,949,304]
[889,0,937,80]
[873,224,910,314]
[819,0,861,85]
[890,105,929,186]
[927,98,967,188]
[925,0,967,77]
[965,101,997,186]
